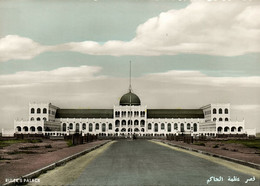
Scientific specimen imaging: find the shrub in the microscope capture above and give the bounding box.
[45,144,52,148]
[213,144,219,148]
[28,139,43,143]
[7,150,37,155]
[67,140,74,147]
[19,145,40,150]
[194,142,205,146]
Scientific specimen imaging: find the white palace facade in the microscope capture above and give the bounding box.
[12,89,256,137]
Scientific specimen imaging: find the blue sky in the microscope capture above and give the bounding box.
[1,0,259,78]
[0,0,260,131]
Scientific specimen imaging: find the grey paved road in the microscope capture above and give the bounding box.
[33,140,260,186]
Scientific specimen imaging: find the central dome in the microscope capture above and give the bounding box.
[119,91,141,106]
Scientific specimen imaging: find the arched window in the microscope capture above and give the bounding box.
[95,123,99,130]
[128,128,132,132]
[43,108,47,114]
[181,123,184,132]
[115,128,119,132]
[30,117,34,121]
[82,123,86,130]
[225,108,228,114]
[121,111,126,117]
[231,127,236,132]
[213,108,217,114]
[174,123,178,130]
[30,126,35,132]
[31,108,35,114]
[115,111,120,117]
[219,108,222,114]
[37,108,41,114]
[23,126,28,132]
[154,123,158,132]
[217,127,223,133]
[187,123,191,130]
[193,123,197,132]
[37,117,41,121]
[121,128,126,132]
[109,123,112,130]
[122,120,126,126]
[76,123,80,132]
[167,123,171,132]
[161,123,165,130]
[141,128,145,132]
[134,128,139,132]
[37,126,42,132]
[140,120,145,127]
[43,117,47,121]
[224,127,229,132]
[16,126,21,132]
[213,118,217,121]
[219,118,223,121]
[134,120,139,126]
[148,123,152,130]
[89,123,93,132]
[225,118,229,121]
[238,126,243,132]
[102,123,106,132]
[115,120,120,127]
[62,123,66,131]
[69,123,73,130]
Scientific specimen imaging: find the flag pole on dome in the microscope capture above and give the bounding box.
[129,60,132,93]
[129,60,133,139]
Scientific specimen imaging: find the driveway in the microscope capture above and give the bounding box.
[30,140,260,186]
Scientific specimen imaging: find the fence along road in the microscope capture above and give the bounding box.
[30,140,260,186]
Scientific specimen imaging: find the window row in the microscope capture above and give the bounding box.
[147,123,198,132]
[115,120,145,127]
[217,126,243,133]
[115,111,145,117]
[30,117,47,121]
[31,108,48,114]
[212,108,228,114]
[63,123,113,132]
[16,126,42,132]
[114,128,145,133]
[213,117,229,121]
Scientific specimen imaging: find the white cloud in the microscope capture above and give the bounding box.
[1,0,260,62]
[144,70,260,87]
[57,0,260,56]
[0,65,103,87]
[0,35,51,62]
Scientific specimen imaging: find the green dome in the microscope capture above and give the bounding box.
[120,92,141,106]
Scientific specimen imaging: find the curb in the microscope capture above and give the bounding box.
[3,140,111,186]
[154,140,260,170]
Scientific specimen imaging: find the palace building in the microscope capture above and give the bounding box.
[12,89,256,137]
